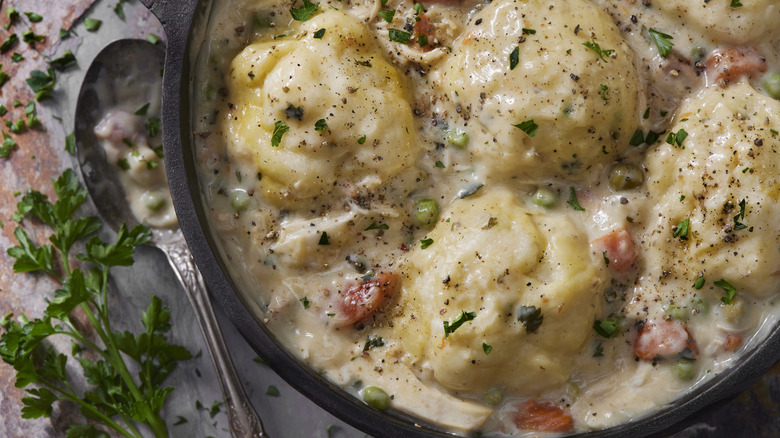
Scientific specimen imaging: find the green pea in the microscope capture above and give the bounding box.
[142,192,165,211]
[762,72,780,100]
[530,187,558,208]
[362,386,390,410]
[484,388,503,406]
[447,127,469,148]
[672,360,696,381]
[608,163,643,191]
[416,199,439,227]
[230,189,251,212]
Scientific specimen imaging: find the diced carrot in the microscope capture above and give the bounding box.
[513,400,574,433]
[705,47,767,86]
[634,319,697,360]
[591,228,637,273]
[333,272,398,327]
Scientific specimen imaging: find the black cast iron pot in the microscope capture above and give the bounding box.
[138,0,780,436]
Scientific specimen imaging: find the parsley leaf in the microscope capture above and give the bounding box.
[378,10,395,23]
[388,29,412,44]
[567,186,585,211]
[673,218,690,240]
[290,0,320,21]
[582,39,615,62]
[692,276,705,290]
[593,319,618,338]
[482,343,493,355]
[648,28,674,58]
[516,305,543,333]
[509,46,519,70]
[318,231,330,245]
[299,297,310,309]
[512,119,538,137]
[365,222,389,231]
[314,118,328,131]
[730,0,743,7]
[25,12,43,23]
[733,198,748,231]
[49,50,76,71]
[443,311,476,338]
[522,28,536,35]
[665,129,688,148]
[420,237,434,249]
[266,385,280,397]
[84,18,102,32]
[26,68,56,101]
[271,120,289,146]
[715,279,737,304]
[363,336,385,351]
[313,28,326,38]
[1,131,17,158]
[0,34,19,52]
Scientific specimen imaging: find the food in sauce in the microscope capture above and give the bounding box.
[190,0,780,434]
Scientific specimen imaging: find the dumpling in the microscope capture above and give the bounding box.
[398,187,608,394]
[655,0,780,45]
[639,83,780,307]
[223,11,417,205]
[436,0,641,183]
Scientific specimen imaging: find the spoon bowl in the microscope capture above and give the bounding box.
[74,39,266,438]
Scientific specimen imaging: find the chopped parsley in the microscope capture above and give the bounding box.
[593,319,618,338]
[378,10,395,23]
[643,107,650,119]
[413,3,427,14]
[420,238,434,249]
[271,120,289,146]
[512,119,538,137]
[49,49,76,71]
[299,296,310,309]
[84,18,102,32]
[11,52,22,62]
[24,12,43,23]
[600,84,609,101]
[418,34,428,47]
[730,0,743,6]
[145,117,162,137]
[582,39,615,62]
[315,118,328,131]
[665,129,688,148]
[732,198,748,231]
[509,46,519,70]
[434,160,445,168]
[146,33,162,45]
[522,28,536,35]
[284,104,304,120]
[1,132,17,158]
[692,276,705,290]
[290,0,320,21]
[715,279,737,304]
[136,103,150,116]
[313,28,326,38]
[173,416,188,426]
[388,29,412,44]
[673,218,690,240]
[629,129,645,146]
[365,222,389,231]
[443,310,476,338]
[266,385,280,397]
[22,30,45,43]
[0,33,18,52]
[567,186,585,211]
[26,68,56,101]
[318,231,330,245]
[363,336,385,351]
[482,343,493,355]
[358,135,367,144]
[516,305,543,333]
[648,28,674,58]
[602,251,609,267]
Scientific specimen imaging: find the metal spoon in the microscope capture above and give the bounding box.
[74,39,266,438]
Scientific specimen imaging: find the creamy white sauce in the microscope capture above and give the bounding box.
[190,0,780,435]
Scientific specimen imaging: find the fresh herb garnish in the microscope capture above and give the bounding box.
[673,218,690,240]
[509,46,519,70]
[482,343,493,355]
[290,0,320,21]
[11,52,23,62]
[1,34,19,52]
[516,305,543,333]
[715,279,737,304]
[420,238,434,249]
[582,39,615,62]
[648,28,674,58]
[24,12,43,23]
[388,29,412,44]
[271,120,289,146]
[418,34,428,47]
[84,18,102,32]
[1,169,191,438]
[136,103,150,116]
[600,84,609,101]
[567,186,585,211]
[146,33,162,45]
[665,129,687,148]
[365,222,389,231]
[443,311,476,338]
[434,160,445,168]
[358,135,367,144]
[299,296,310,309]
[313,28,326,38]
[513,119,538,137]
[730,0,743,7]
[145,117,161,138]
[593,319,618,338]
[363,336,385,351]
[49,50,76,71]
[22,30,45,43]
[1,131,17,158]
[602,251,610,267]
[266,385,280,397]
[692,276,705,290]
[522,28,536,35]
[733,198,747,231]
[318,231,330,245]
[378,9,395,23]
[629,129,645,146]
[26,68,56,101]
[314,119,328,131]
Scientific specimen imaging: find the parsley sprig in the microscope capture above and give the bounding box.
[1,169,191,438]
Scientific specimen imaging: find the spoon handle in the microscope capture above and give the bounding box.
[162,238,267,438]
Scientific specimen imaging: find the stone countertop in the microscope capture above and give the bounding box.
[0,1,778,438]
